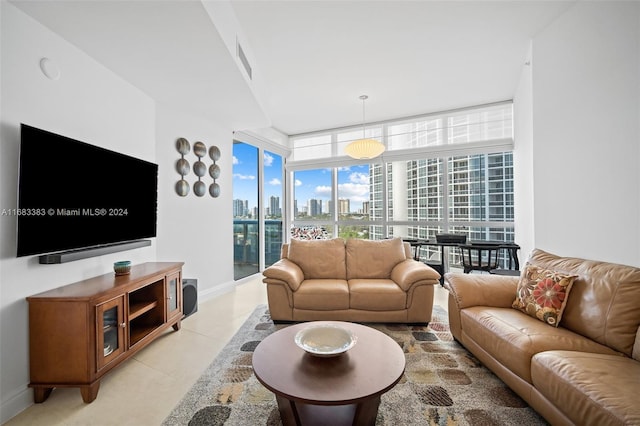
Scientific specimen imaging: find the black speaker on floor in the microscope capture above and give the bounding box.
[182,278,198,318]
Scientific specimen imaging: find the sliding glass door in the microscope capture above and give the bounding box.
[233,142,285,279]
[233,142,259,280]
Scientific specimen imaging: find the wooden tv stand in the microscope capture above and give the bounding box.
[27,262,184,403]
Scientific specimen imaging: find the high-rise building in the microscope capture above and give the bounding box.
[307,199,323,217]
[369,153,514,243]
[361,201,370,215]
[338,199,350,215]
[233,199,248,217]
[269,195,281,217]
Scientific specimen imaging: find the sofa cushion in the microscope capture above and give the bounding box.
[532,350,640,425]
[512,264,577,327]
[346,237,406,280]
[461,306,620,383]
[288,238,346,280]
[348,279,406,311]
[528,249,640,357]
[293,279,350,311]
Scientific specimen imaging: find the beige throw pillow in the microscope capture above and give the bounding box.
[512,264,577,327]
[288,238,346,280]
[346,237,406,280]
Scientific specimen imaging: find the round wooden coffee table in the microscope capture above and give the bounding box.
[252,321,405,426]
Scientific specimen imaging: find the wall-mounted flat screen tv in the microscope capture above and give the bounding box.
[16,124,158,257]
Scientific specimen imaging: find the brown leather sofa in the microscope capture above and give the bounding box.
[261,237,441,323]
[445,248,640,426]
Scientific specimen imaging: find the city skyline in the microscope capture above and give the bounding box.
[233,142,370,215]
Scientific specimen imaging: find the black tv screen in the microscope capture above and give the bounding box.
[16,124,158,257]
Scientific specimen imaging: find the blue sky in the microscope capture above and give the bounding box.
[233,142,370,212]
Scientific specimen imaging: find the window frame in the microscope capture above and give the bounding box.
[286,101,514,244]
[233,132,289,276]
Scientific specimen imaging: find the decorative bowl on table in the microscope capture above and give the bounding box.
[294,324,357,357]
[113,261,131,276]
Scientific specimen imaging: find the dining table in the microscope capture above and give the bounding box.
[402,238,520,279]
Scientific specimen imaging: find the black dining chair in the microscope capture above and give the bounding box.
[415,244,445,284]
[458,244,500,274]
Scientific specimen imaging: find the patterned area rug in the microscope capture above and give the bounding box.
[163,305,548,425]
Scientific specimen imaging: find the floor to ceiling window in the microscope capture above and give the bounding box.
[263,150,284,267]
[233,139,286,279]
[233,142,259,280]
[287,102,515,269]
[292,169,333,239]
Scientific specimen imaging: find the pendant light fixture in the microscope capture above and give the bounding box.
[345,95,385,160]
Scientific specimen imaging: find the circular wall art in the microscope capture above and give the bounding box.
[175,138,191,197]
[209,163,220,179]
[176,158,190,176]
[176,179,190,197]
[193,141,207,158]
[209,146,221,161]
[193,180,206,197]
[174,138,220,198]
[209,182,220,198]
[209,145,221,198]
[176,138,190,155]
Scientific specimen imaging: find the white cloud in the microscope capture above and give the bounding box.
[263,152,274,167]
[269,178,281,185]
[232,156,239,165]
[338,182,370,202]
[315,185,332,197]
[295,179,302,186]
[349,172,369,185]
[233,173,255,180]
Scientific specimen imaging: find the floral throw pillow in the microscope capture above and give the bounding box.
[512,265,578,327]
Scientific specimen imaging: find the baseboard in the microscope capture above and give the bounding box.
[196,273,263,305]
[1,386,32,424]
[197,280,236,304]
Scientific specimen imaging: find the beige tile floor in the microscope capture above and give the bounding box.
[5,277,450,425]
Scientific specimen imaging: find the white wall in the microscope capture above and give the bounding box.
[0,3,156,421]
[155,104,236,299]
[518,1,640,266]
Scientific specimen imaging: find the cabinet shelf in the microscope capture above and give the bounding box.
[130,324,161,346]
[129,301,158,321]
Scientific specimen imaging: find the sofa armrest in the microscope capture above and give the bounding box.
[262,258,304,291]
[444,272,519,309]
[391,259,441,291]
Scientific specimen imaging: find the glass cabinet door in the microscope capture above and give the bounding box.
[166,272,182,322]
[96,296,125,370]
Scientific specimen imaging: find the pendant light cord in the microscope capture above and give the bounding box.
[360,94,368,138]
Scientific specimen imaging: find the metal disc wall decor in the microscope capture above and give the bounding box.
[209,182,220,198]
[176,158,190,176]
[193,143,206,197]
[176,179,189,196]
[209,146,221,161]
[175,138,191,196]
[209,164,220,179]
[209,145,221,197]
[176,138,190,155]
[193,161,206,177]
[193,181,206,197]
[175,138,221,198]
[193,141,207,158]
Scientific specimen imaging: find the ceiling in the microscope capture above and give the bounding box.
[10,0,574,136]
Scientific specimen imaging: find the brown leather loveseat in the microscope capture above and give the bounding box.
[445,248,640,425]
[261,237,441,323]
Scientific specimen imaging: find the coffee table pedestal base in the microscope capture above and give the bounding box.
[276,395,380,426]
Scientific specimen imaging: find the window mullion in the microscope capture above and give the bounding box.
[442,119,450,233]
